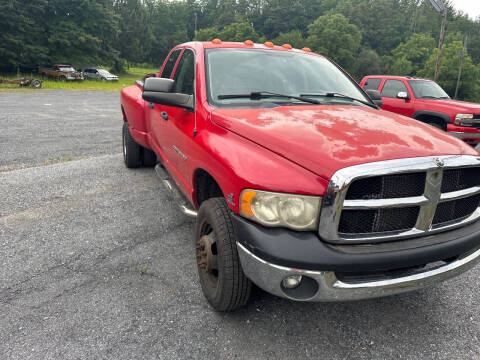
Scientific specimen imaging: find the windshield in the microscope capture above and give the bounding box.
[98,69,111,75]
[205,49,370,107]
[59,66,75,72]
[408,80,450,99]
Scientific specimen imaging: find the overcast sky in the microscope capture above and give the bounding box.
[451,0,480,20]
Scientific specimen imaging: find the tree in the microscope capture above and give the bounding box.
[44,0,119,68]
[197,22,259,42]
[0,0,48,72]
[114,0,153,65]
[220,22,259,42]
[355,49,383,80]
[306,13,362,73]
[385,33,436,76]
[273,30,306,49]
[197,27,220,41]
[417,33,480,101]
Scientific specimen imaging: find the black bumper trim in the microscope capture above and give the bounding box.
[231,214,480,272]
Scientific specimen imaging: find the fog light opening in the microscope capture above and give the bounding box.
[280,275,319,300]
[282,275,302,289]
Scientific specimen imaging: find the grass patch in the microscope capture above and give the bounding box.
[0,67,157,92]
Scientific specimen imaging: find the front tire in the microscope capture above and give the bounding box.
[122,122,141,168]
[195,198,252,312]
[427,122,444,130]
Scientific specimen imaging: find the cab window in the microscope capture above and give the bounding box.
[173,49,195,95]
[381,80,408,98]
[363,78,381,90]
[161,49,181,79]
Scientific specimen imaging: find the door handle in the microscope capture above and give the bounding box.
[148,102,154,109]
[161,111,168,121]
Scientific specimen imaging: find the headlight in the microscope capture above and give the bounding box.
[240,189,321,231]
[454,113,474,126]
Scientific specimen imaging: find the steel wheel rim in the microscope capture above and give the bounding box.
[197,222,219,291]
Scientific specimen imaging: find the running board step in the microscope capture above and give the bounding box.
[155,164,197,218]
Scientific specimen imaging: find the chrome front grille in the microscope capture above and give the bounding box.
[318,155,480,244]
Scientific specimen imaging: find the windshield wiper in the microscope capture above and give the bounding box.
[218,91,321,105]
[300,92,377,109]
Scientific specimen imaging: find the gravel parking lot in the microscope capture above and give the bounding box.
[1,90,479,359]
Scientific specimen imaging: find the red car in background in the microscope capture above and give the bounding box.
[360,75,480,147]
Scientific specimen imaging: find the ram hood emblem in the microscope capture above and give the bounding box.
[434,158,444,167]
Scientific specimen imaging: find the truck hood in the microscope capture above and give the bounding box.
[211,105,476,180]
[422,99,480,113]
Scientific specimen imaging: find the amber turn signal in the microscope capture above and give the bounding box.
[264,41,274,47]
[244,40,254,46]
[240,190,257,217]
[282,44,292,49]
[302,47,311,52]
[212,38,222,44]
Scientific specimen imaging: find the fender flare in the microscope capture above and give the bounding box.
[412,110,451,125]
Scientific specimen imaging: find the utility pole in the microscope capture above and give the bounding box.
[429,0,447,82]
[454,34,468,99]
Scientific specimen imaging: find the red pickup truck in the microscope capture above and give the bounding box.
[121,40,480,311]
[360,75,480,147]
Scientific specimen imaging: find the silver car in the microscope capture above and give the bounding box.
[83,68,118,81]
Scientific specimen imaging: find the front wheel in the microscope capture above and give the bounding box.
[195,198,252,312]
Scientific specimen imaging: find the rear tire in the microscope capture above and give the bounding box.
[195,198,252,312]
[142,148,157,167]
[122,122,141,168]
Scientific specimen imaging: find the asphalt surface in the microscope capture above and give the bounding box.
[0,90,120,170]
[1,90,479,359]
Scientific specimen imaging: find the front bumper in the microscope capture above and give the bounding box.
[237,243,480,301]
[447,124,480,144]
[232,214,480,301]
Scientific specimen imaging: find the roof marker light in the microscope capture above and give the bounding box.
[282,44,292,49]
[302,47,311,52]
[264,41,274,47]
[212,38,222,44]
[244,40,254,46]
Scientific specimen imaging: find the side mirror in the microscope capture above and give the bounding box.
[365,89,383,108]
[142,77,194,111]
[397,91,410,100]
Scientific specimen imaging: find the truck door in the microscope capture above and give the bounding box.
[147,48,182,161]
[380,79,415,117]
[147,48,196,195]
[161,48,196,194]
